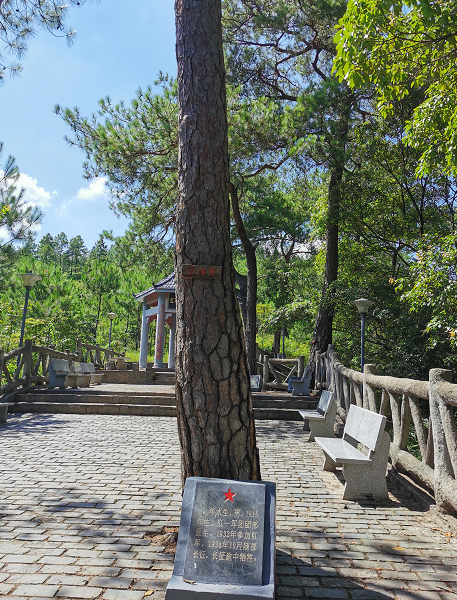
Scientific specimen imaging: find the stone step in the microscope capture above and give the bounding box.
[10,402,177,417]
[98,370,157,384]
[15,393,176,406]
[16,392,316,411]
[154,375,176,384]
[10,402,302,420]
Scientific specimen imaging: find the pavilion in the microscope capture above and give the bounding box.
[134,272,176,370]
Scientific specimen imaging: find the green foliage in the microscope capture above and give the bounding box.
[334,0,457,175]
[397,234,457,362]
[0,143,42,251]
[0,231,174,358]
[0,0,89,82]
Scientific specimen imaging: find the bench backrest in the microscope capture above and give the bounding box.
[317,390,333,415]
[301,365,311,382]
[343,405,386,452]
[72,362,81,374]
[80,363,95,374]
[50,358,70,374]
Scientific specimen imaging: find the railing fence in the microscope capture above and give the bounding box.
[317,345,457,513]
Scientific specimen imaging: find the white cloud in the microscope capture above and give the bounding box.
[17,173,54,209]
[76,177,108,201]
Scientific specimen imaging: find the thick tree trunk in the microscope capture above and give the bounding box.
[230,183,258,375]
[272,331,281,356]
[308,164,343,375]
[174,0,261,484]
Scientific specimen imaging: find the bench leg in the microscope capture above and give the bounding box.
[341,432,390,501]
[309,403,337,442]
[323,453,339,472]
[0,406,8,424]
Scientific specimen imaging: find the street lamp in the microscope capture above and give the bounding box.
[351,298,374,373]
[108,312,116,350]
[17,273,40,365]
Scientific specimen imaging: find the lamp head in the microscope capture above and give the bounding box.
[108,312,116,320]
[351,298,374,314]
[19,273,40,288]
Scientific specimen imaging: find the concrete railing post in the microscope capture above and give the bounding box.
[429,368,457,513]
[76,338,82,362]
[363,364,377,411]
[298,355,304,379]
[262,354,269,391]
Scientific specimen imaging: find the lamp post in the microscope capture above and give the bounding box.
[351,298,374,373]
[17,273,40,366]
[108,312,116,350]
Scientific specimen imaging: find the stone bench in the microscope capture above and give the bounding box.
[298,390,336,441]
[315,405,390,501]
[71,362,91,387]
[291,365,312,396]
[79,363,103,385]
[0,403,14,424]
[48,359,78,390]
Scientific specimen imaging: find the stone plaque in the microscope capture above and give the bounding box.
[250,375,261,392]
[183,479,265,586]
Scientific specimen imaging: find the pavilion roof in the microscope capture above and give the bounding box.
[134,272,175,301]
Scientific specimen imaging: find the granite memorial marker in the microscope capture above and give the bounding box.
[250,375,261,392]
[165,477,276,600]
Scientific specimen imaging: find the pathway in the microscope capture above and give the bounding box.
[0,414,456,600]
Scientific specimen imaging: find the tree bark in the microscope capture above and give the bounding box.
[175,0,261,484]
[230,183,258,375]
[307,163,343,375]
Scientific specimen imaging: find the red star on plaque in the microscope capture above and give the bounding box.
[223,488,236,503]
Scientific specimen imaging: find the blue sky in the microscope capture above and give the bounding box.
[0,0,177,249]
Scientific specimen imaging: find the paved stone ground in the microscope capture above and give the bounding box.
[0,414,456,600]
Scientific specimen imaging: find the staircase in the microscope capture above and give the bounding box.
[9,385,317,421]
[99,368,176,385]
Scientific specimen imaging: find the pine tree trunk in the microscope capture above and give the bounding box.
[174,0,261,484]
[230,183,258,376]
[307,164,343,375]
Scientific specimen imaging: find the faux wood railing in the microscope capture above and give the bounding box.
[315,345,457,513]
[76,339,124,368]
[258,349,305,391]
[0,340,78,400]
[0,338,125,401]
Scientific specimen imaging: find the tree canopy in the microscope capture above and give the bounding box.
[334,0,457,176]
[0,0,89,82]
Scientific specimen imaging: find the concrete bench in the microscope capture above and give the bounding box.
[298,390,336,441]
[0,403,14,424]
[48,359,78,390]
[79,363,103,385]
[71,362,91,387]
[315,405,390,501]
[291,365,312,396]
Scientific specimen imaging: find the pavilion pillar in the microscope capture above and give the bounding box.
[168,313,176,369]
[154,292,166,368]
[139,299,149,370]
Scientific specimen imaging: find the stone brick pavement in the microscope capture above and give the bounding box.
[0,413,456,599]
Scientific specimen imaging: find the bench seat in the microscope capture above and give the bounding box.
[49,359,78,390]
[299,409,325,420]
[315,437,372,464]
[314,405,390,501]
[298,390,335,441]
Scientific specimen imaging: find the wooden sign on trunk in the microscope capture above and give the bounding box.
[180,265,222,279]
